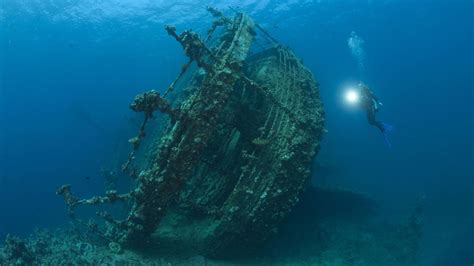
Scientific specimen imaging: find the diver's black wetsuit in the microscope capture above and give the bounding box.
[360,86,385,132]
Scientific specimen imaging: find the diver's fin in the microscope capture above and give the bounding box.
[383,133,392,148]
[382,122,394,133]
[381,122,393,148]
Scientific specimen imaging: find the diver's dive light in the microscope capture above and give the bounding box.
[345,87,359,104]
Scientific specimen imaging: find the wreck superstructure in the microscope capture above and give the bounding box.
[57,7,325,257]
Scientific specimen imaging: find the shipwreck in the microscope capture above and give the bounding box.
[57,7,325,258]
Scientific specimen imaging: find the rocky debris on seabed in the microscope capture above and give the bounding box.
[1,186,422,266]
[0,228,210,265]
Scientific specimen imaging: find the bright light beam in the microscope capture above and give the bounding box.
[345,88,359,104]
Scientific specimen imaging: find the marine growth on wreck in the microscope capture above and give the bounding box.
[56,7,325,258]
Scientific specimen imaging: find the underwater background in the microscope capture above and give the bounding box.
[0,0,472,265]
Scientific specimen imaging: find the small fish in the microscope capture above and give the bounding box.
[85,176,91,180]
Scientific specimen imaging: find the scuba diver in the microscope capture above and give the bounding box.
[356,82,393,147]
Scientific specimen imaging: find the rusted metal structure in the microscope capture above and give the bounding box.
[57,7,324,258]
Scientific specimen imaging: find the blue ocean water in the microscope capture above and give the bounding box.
[0,0,472,264]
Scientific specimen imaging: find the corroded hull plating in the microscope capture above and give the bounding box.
[200,46,324,256]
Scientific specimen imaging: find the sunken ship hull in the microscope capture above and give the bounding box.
[57,9,324,258]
